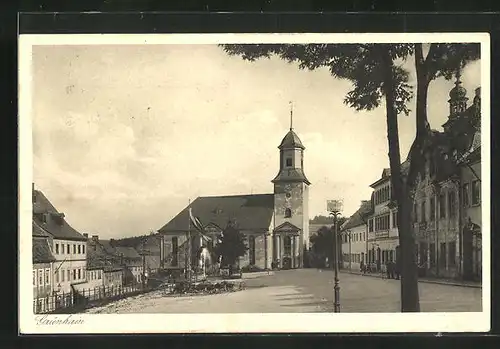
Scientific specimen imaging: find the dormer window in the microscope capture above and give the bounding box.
[286,158,293,167]
[285,208,292,218]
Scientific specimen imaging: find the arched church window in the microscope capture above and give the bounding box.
[248,236,256,265]
[285,208,292,218]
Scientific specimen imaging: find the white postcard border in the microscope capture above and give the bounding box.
[19,33,491,334]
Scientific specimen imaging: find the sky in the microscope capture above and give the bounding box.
[31,44,481,239]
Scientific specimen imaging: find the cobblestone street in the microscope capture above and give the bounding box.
[84,269,482,314]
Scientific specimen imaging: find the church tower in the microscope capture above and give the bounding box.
[271,104,310,269]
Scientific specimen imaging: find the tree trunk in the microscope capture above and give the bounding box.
[380,45,420,312]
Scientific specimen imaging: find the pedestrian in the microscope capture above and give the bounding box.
[385,262,391,279]
[360,260,365,274]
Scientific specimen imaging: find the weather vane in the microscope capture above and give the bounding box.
[289,101,294,130]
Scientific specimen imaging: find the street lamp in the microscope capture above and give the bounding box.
[327,199,343,313]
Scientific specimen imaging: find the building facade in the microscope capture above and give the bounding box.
[365,79,482,280]
[33,186,88,295]
[366,170,400,269]
[158,122,311,271]
[340,201,371,272]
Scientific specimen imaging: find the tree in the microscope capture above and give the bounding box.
[221,43,479,312]
[309,215,337,224]
[213,221,248,270]
[309,217,347,267]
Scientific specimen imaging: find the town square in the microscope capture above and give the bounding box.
[24,37,486,322]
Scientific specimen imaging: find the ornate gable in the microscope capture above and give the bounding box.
[273,221,301,234]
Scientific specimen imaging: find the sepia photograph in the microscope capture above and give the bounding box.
[19,33,490,333]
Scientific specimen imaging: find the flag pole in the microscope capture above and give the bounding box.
[187,199,192,285]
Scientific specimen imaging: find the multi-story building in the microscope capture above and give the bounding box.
[86,235,124,288]
[340,200,372,271]
[114,246,144,284]
[364,78,482,280]
[32,220,56,311]
[32,186,88,294]
[412,79,481,279]
[366,169,401,269]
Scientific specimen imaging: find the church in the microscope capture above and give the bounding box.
[158,117,311,271]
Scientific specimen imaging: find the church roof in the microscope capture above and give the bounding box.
[272,168,311,185]
[159,194,275,234]
[278,129,305,150]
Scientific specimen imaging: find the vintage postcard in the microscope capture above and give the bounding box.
[19,33,490,333]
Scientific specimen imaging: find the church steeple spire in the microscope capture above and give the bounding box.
[448,71,468,117]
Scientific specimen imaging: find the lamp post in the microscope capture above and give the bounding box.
[328,199,343,313]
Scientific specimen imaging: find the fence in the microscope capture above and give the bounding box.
[33,283,150,314]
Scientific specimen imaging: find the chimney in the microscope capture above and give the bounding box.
[92,235,99,242]
[83,233,88,239]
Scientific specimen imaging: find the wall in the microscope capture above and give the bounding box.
[367,179,399,266]
[342,224,367,272]
[82,268,105,289]
[104,270,124,288]
[273,182,308,268]
[239,232,267,269]
[162,233,189,269]
[52,238,88,293]
[33,262,53,299]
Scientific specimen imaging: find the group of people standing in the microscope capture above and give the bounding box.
[359,260,401,280]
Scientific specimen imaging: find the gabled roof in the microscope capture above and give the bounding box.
[273,221,301,233]
[115,246,141,259]
[32,189,87,241]
[341,200,372,231]
[32,220,51,238]
[33,236,56,263]
[159,194,275,234]
[278,129,305,150]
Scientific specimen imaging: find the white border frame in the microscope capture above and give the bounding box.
[19,33,491,334]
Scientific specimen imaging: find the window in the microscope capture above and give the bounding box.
[38,269,43,286]
[33,271,36,286]
[472,180,481,205]
[73,269,76,281]
[67,244,70,254]
[61,269,65,282]
[286,158,292,167]
[463,183,470,207]
[45,269,50,285]
[448,192,456,218]
[73,244,76,254]
[249,236,256,265]
[82,244,85,254]
[448,241,456,266]
[285,208,292,218]
[439,194,446,219]
[55,269,59,283]
[392,211,398,228]
[429,243,436,267]
[375,214,390,231]
[439,243,446,268]
[78,245,81,254]
[98,271,102,279]
[368,219,374,232]
[430,197,436,221]
[421,201,426,223]
[78,269,81,279]
[172,237,178,267]
[67,270,70,281]
[55,243,59,254]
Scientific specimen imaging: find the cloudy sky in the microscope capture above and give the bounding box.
[31,43,481,239]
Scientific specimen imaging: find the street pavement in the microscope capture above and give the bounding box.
[84,269,482,314]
